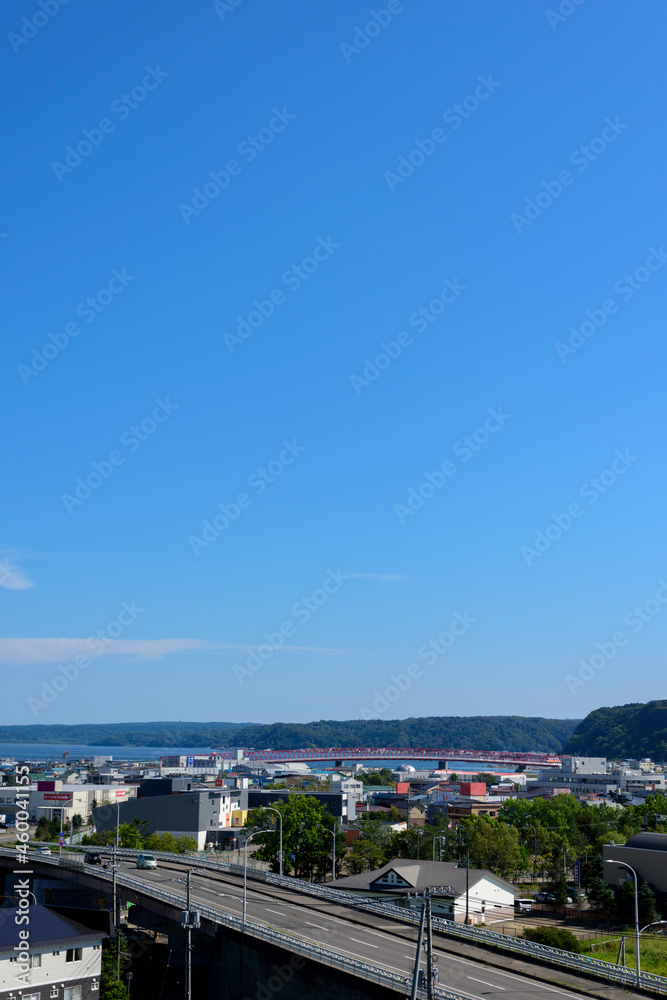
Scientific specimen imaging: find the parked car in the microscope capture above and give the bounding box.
[535,891,573,904]
[84,852,103,865]
[514,898,534,912]
[136,854,157,870]
[35,846,52,855]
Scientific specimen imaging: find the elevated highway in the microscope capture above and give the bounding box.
[0,849,652,1000]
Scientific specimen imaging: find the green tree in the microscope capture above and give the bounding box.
[100,932,128,999]
[473,773,499,786]
[245,795,345,880]
[464,817,525,877]
[588,876,614,916]
[638,880,659,925]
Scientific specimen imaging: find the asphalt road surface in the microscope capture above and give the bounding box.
[108,855,615,1000]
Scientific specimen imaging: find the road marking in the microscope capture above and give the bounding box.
[349,936,377,947]
[264,907,286,915]
[438,956,589,999]
[468,977,504,989]
[305,921,328,930]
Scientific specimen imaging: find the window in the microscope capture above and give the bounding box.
[23,994,40,1000]
[65,947,82,962]
[29,952,42,968]
[64,988,82,1000]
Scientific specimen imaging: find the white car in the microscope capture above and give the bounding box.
[136,854,157,869]
[35,846,52,855]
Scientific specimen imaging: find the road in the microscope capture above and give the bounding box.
[106,855,624,1000]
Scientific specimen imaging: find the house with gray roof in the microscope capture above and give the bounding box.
[329,858,515,923]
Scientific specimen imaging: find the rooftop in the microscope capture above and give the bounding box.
[0,906,107,954]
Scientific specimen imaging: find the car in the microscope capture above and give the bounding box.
[35,846,52,855]
[84,852,103,865]
[514,898,534,912]
[136,854,157,870]
[535,891,573,904]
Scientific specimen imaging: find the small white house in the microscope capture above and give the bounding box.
[330,858,515,923]
[0,905,106,999]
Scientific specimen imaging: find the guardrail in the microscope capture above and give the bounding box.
[0,847,457,998]
[5,847,667,995]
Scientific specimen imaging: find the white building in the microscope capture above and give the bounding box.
[0,905,105,999]
[530,756,666,798]
[330,859,515,923]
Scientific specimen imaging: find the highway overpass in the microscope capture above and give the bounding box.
[0,849,654,1000]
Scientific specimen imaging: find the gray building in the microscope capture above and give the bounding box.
[603,832,667,901]
[93,779,246,849]
[247,789,356,822]
[530,756,666,798]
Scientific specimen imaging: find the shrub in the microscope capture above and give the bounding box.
[522,926,581,952]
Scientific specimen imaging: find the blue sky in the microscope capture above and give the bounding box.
[1,0,666,728]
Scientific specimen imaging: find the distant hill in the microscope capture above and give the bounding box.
[562,700,667,759]
[0,715,579,752]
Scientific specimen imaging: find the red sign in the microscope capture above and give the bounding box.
[115,791,126,797]
[43,793,71,802]
[215,779,224,787]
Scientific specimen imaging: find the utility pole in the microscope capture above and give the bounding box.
[331,823,336,882]
[112,846,120,978]
[185,870,192,1000]
[426,893,434,1000]
[409,898,426,1000]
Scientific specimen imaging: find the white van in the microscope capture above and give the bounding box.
[515,898,533,912]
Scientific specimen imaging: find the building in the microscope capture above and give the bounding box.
[329,859,515,923]
[603,832,667,901]
[0,905,106,999]
[247,789,356,823]
[529,757,666,799]
[0,782,137,827]
[93,777,246,850]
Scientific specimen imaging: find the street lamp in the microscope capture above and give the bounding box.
[609,859,641,987]
[260,806,283,878]
[242,828,261,929]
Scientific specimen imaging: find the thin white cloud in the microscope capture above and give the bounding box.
[346,572,408,583]
[0,638,355,665]
[0,558,35,591]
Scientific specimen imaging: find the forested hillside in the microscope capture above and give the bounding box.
[0,715,579,751]
[563,700,667,759]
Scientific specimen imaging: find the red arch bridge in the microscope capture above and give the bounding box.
[236,748,562,768]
